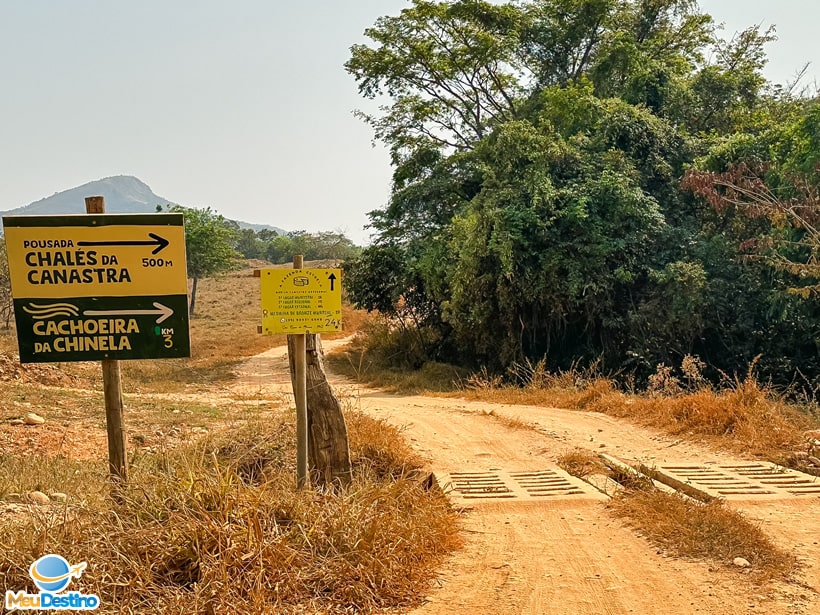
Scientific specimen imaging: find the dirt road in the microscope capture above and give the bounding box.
[235,342,820,614]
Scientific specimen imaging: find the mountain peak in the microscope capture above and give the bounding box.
[3,175,171,216]
[1,175,286,235]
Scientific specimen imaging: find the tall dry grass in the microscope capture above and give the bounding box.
[460,357,816,461]
[557,448,797,580]
[327,317,467,394]
[0,411,461,615]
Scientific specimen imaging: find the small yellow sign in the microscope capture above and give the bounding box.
[260,268,342,334]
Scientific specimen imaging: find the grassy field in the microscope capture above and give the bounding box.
[0,414,461,614]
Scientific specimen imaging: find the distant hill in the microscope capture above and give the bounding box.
[0,175,286,234]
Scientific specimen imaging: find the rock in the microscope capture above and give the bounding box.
[809,457,820,467]
[49,492,68,503]
[23,413,45,425]
[25,491,50,505]
[733,557,751,568]
[8,418,25,425]
[4,493,22,502]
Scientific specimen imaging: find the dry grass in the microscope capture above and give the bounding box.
[346,411,426,479]
[0,412,462,614]
[329,353,466,394]
[557,448,608,478]
[457,359,816,462]
[327,318,467,394]
[609,490,797,580]
[0,264,460,613]
[557,448,797,580]
[329,325,817,460]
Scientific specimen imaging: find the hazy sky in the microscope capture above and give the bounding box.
[1,1,817,244]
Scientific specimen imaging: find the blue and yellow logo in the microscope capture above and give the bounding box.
[5,554,99,611]
[30,555,86,593]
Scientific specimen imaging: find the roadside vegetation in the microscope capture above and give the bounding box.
[332,326,820,467]
[343,0,820,395]
[234,228,360,264]
[0,414,460,614]
[0,265,461,614]
[557,449,797,581]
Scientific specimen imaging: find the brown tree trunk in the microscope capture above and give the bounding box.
[189,277,199,316]
[288,334,352,487]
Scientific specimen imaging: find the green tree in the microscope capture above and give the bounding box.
[164,205,240,316]
[260,230,361,264]
[265,234,294,263]
[235,227,266,260]
[347,0,798,382]
[346,0,524,158]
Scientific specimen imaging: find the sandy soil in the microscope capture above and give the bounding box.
[234,341,820,615]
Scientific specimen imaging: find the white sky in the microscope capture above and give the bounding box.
[0,1,817,244]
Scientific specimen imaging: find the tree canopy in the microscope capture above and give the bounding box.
[345,0,820,386]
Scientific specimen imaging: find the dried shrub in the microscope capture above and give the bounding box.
[647,363,682,397]
[557,449,608,478]
[0,412,461,615]
[457,358,813,460]
[610,490,797,580]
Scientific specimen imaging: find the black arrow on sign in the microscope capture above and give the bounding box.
[77,233,170,255]
[328,273,337,291]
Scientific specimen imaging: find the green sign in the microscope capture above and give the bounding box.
[2,214,191,363]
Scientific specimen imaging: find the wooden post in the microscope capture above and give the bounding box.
[292,254,309,489]
[287,334,352,487]
[85,196,128,484]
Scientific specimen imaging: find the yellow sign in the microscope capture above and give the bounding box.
[260,268,342,334]
[3,214,187,299]
[2,213,191,363]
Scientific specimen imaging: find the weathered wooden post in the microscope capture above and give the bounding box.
[85,196,128,484]
[287,333,352,487]
[292,255,309,489]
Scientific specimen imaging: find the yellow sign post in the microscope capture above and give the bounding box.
[260,268,342,334]
[1,200,190,487]
[258,263,343,489]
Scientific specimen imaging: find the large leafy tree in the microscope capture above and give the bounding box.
[347,0,797,381]
[346,0,525,157]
